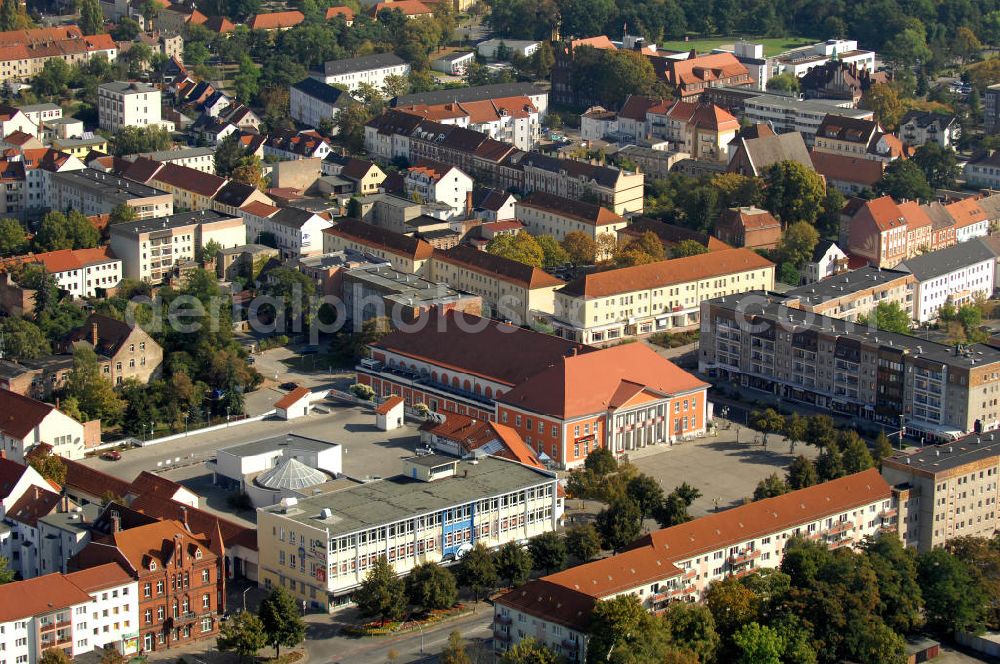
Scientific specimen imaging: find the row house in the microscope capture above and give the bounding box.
[238,202,331,259]
[898,239,997,323]
[121,157,227,211]
[515,191,626,250]
[0,246,121,298]
[395,95,542,151]
[50,168,173,220]
[782,266,915,322]
[519,152,643,215]
[551,248,775,343]
[616,96,740,162]
[0,27,116,85]
[699,294,1000,440]
[321,218,434,274]
[0,564,138,660]
[263,130,333,162]
[812,114,906,163]
[495,470,893,662]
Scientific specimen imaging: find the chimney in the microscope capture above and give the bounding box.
[465,190,473,218]
[110,510,121,533]
[90,322,98,347]
[174,533,183,567]
[179,505,189,532]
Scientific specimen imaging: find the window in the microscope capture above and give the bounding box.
[201,617,213,633]
[156,581,164,594]
[202,569,210,584]
[202,594,210,609]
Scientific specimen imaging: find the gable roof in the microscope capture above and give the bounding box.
[128,492,256,550]
[0,389,57,439]
[62,457,132,501]
[324,218,434,260]
[7,484,60,527]
[64,314,136,358]
[249,10,304,29]
[323,53,407,77]
[64,562,133,592]
[292,77,351,108]
[374,394,404,415]
[0,572,93,622]
[325,5,355,20]
[517,191,625,227]
[372,310,592,387]
[809,150,884,187]
[898,238,997,280]
[498,343,708,419]
[433,244,564,289]
[817,114,880,144]
[716,207,781,233]
[372,0,432,15]
[559,248,774,299]
[90,519,215,571]
[0,457,29,499]
[730,132,812,176]
[275,386,311,410]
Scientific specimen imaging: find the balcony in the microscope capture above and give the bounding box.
[682,569,697,580]
[731,566,757,579]
[495,614,512,626]
[879,508,897,519]
[827,521,853,536]
[828,537,854,549]
[728,549,761,566]
[562,639,579,651]
[493,629,511,642]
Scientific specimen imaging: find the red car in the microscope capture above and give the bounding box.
[101,450,122,461]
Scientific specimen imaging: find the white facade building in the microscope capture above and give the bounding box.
[742,94,873,145]
[900,239,997,323]
[98,82,171,133]
[801,240,848,284]
[290,78,351,131]
[313,53,410,92]
[0,390,86,462]
[239,204,332,258]
[773,39,876,77]
[404,161,474,220]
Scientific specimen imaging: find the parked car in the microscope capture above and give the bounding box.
[101,450,122,461]
[279,381,299,391]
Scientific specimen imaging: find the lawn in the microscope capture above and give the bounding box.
[658,36,814,57]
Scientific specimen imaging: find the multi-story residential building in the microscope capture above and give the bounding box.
[782,266,915,321]
[98,81,169,133]
[392,82,548,118]
[713,207,782,249]
[495,469,893,662]
[429,244,564,324]
[809,150,885,195]
[514,192,627,247]
[0,563,139,660]
[801,240,849,284]
[109,210,245,282]
[0,389,85,461]
[342,263,482,324]
[322,219,434,274]
[0,27,116,85]
[649,51,753,100]
[213,181,274,217]
[403,159,474,220]
[123,147,217,174]
[882,432,1000,550]
[897,110,960,148]
[520,152,644,215]
[699,293,1000,440]
[262,129,333,162]
[964,150,1000,189]
[312,53,410,91]
[61,314,164,385]
[812,114,903,163]
[985,84,1000,134]
[256,455,561,611]
[290,77,352,130]
[898,239,996,323]
[0,247,121,298]
[727,128,814,176]
[239,204,331,259]
[551,249,775,343]
[0,104,38,137]
[395,95,542,150]
[616,96,739,161]
[50,168,173,219]
[740,95,873,145]
[74,519,225,653]
[121,157,227,211]
[773,38,876,77]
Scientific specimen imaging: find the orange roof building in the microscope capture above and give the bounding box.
[325,5,355,22]
[248,10,304,30]
[371,0,433,16]
[551,248,775,346]
[514,191,627,247]
[650,51,753,99]
[0,27,117,85]
[495,469,896,657]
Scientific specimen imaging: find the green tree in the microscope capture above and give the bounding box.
[354,555,406,624]
[202,239,223,264]
[0,217,27,256]
[764,161,826,224]
[596,498,643,551]
[27,447,66,484]
[804,415,837,448]
[528,531,567,574]
[862,83,904,131]
[626,473,665,523]
[336,102,375,153]
[405,562,457,611]
[441,630,471,664]
[501,637,562,663]
[231,155,267,190]
[732,622,783,664]
[486,232,545,268]
[233,55,261,104]
[818,187,846,239]
[111,125,172,156]
[873,431,895,466]
[784,412,807,453]
[786,455,819,489]
[912,142,960,189]
[217,610,268,662]
[860,301,911,334]
[753,473,790,500]
[841,432,875,473]
[670,239,709,258]
[918,547,989,634]
[79,0,104,33]
[63,346,125,423]
[38,650,71,664]
[704,577,760,638]
[261,266,317,328]
[0,317,49,360]
[947,536,1000,629]
[536,234,569,268]
[109,204,137,227]
[562,230,597,265]
[565,523,602,562]
[34,210,99,251]
[585,594,653,664]
[585,446,618,474]
[882,28,931,72]
[494,541,532,587]
[876,159,933,201]
[750,408,786,446]
[816,443,846,480]
[863,532,924,633]
[766,72,800,93]
[0,0,30,30]
[777,222,820,270]
[258,587,306,655]
[215,132,249,177]
[0,556,14,584]
[662,602,719,664]
[457,542,498,602]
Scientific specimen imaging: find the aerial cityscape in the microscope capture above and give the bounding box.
[0,0,997,662]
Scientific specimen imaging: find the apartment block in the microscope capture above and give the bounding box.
[403,159,473,220]
[552,249,775,344]
[256,455,561,611]
[0,564,139,660]
[0,247,121,299]
[741,95,873,145]
[0,27,116,85]
[495,469,894,662]
[109,210,245,282]
[616,96,739,161]
[782,266,915,322]
[290,77,352,129]
[395,95,542,150]
[898,239,996,323]
[515,192,627,247]
[312,53,410,91]
[123,147,217,174]
[121,157,227,212]
[50,168,173,220]
[882,432,1000,550]
[98,81,168,133]
[238,203,331,259]
[520,152,644,216]
[322,219,434,274]
[699,293,1000,441]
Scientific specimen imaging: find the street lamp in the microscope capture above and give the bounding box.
[243,587,252,612]
[898,413,905,450]
[226,407,231,422]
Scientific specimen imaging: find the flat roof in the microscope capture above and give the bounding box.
[39,503,101,533]
[784,266,912,305]
[51,168,167,200]
[219,433,339,459]
[261,456,554,537]
[110,209,240,237]
[745,94,873,116]
[884,431,1000,474]
[405,453,457,468]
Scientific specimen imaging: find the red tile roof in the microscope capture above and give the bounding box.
[809,150,884,187]
[129,492,256,551]
[372,0,432,15]
[89,519,217,572]
[854,196,906,232]
[249,10,304,29]
[0,457,28,499]
[0,246,117,275]
[241,200,280,217]
[64,562,133,592]
[571,35,616,50]
[498,343,708,419]
[560,248,774,298]
[7,484,60,526]
[0,389,56,439]
[325,5,355,20]
[324,218,435,260]
[434,244,564,289]
[275,386,311,410]
[0,572,93,622]
[374,394,404,414]
[517,191,625,227]
[945,197,988,228]
[62,458,132,501]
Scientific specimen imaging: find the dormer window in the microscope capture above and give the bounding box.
[149,561,157,571]
[195,549,202,559]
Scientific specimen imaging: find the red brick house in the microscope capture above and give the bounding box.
[713,207,782,250]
